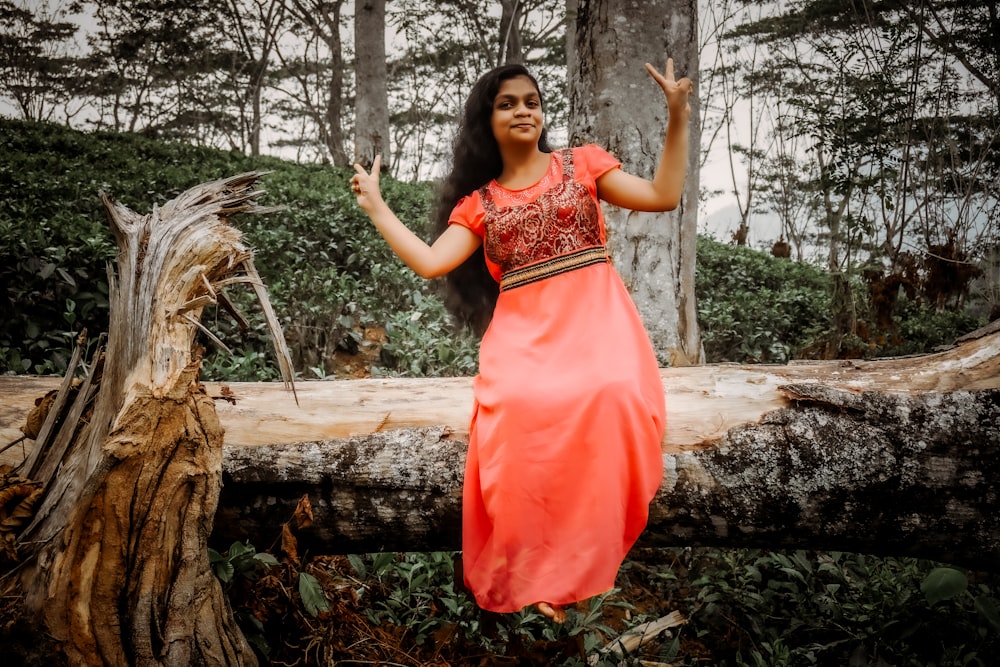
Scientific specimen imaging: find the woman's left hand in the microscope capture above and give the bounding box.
[645,57,693,116]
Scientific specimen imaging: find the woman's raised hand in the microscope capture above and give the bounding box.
[351,154,384,213]
[644,57,693,116]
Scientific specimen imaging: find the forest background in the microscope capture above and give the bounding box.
[0,0,999,665]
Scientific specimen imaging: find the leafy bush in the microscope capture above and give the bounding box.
[695,236,832,363]
[3,119,986,377]
[0,117,479,378]
[673,548,1000,666]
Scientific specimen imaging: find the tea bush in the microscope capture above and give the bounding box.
[695,237,832,363]
[0,117,477,378]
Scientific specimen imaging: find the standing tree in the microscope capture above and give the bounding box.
[83,0,230,138]
[498,0,525,64]
[567,0,702,365]
[386,0,564,180]
[219,0,288,156]
[354,0,390,168]
[0,1,79,122]
[725,0,999,355]
[278,0,349,165]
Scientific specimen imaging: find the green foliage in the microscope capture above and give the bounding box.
[695,236,832,363]
[0,118,985,379]
[349,551,661,663]
[0,117,479,379]
[887,299,985,356]
[351,551,479,647]
[318,548,1000,665]
[297,571,331,617]
[676,548,1000,666]
[208,541,279,587]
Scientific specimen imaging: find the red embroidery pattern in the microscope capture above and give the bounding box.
[480,150,603,275]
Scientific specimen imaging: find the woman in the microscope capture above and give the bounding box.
[351,57,692,623]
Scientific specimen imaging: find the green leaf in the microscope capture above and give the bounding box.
[298,572,330,617]
[253,553,279,567]
[921,567,968,605]
[213,559,235,584]
[228,541,253,558]
[347,554,366,578]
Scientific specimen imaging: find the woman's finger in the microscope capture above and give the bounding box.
[665,57,674,83]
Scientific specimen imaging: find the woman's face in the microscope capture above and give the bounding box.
[490,75,543,148]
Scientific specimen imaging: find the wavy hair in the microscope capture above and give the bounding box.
[432,64,553,335]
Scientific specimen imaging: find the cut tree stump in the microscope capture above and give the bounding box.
[4,323,998,571]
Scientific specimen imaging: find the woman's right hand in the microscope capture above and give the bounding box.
[351,154,385,214]
[645,57,693,117]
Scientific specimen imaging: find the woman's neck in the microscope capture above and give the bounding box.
[496,146,551,189]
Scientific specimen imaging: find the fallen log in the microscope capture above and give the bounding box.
[4,323,998,570]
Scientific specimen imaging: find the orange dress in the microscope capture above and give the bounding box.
[449,145,665,613]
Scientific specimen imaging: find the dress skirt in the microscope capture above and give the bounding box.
[461,260,666,613]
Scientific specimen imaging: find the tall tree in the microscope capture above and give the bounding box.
[0,1,79,122]
[354,0,390,168]
[219,0,287,156]
[498,0,525,64]
[723,0,999,353]
[83,0,229,137]
[567,0,702,365]
[386,0,564,180]
[279,0,349,165]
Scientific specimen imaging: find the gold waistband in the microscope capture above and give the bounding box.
[499,246,608,291]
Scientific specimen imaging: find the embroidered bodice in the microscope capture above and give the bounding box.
[479,150,604,276]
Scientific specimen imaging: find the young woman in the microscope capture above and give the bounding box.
[351,58,693,623]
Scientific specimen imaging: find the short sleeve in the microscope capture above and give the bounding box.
[573,144,621,182]
[448,191,486,238]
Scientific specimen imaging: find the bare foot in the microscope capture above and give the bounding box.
[535,602,567,623]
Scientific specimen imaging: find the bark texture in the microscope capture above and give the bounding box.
[568,0,702,364]
[353,0,389,166]
[6,173,293,666]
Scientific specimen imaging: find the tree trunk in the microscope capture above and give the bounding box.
[499,0,525,64]
[6,324,997,570]
[5,173,294,666]
[284,0,349,165]
[354,0,390,167]
[567,0,702,365]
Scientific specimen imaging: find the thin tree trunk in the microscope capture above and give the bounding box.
[354,0,390,167]
[499,0,525,64]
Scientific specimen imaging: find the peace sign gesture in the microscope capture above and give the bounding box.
[645,57,693,116]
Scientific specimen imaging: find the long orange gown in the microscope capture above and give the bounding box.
[449,145,666,613]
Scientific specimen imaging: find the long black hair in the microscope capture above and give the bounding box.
[432,63,553,335]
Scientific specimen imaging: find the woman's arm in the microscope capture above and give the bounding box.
[596,57,693,212]
[351,156,482,279]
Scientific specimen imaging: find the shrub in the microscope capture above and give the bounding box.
[695,237,832,363]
